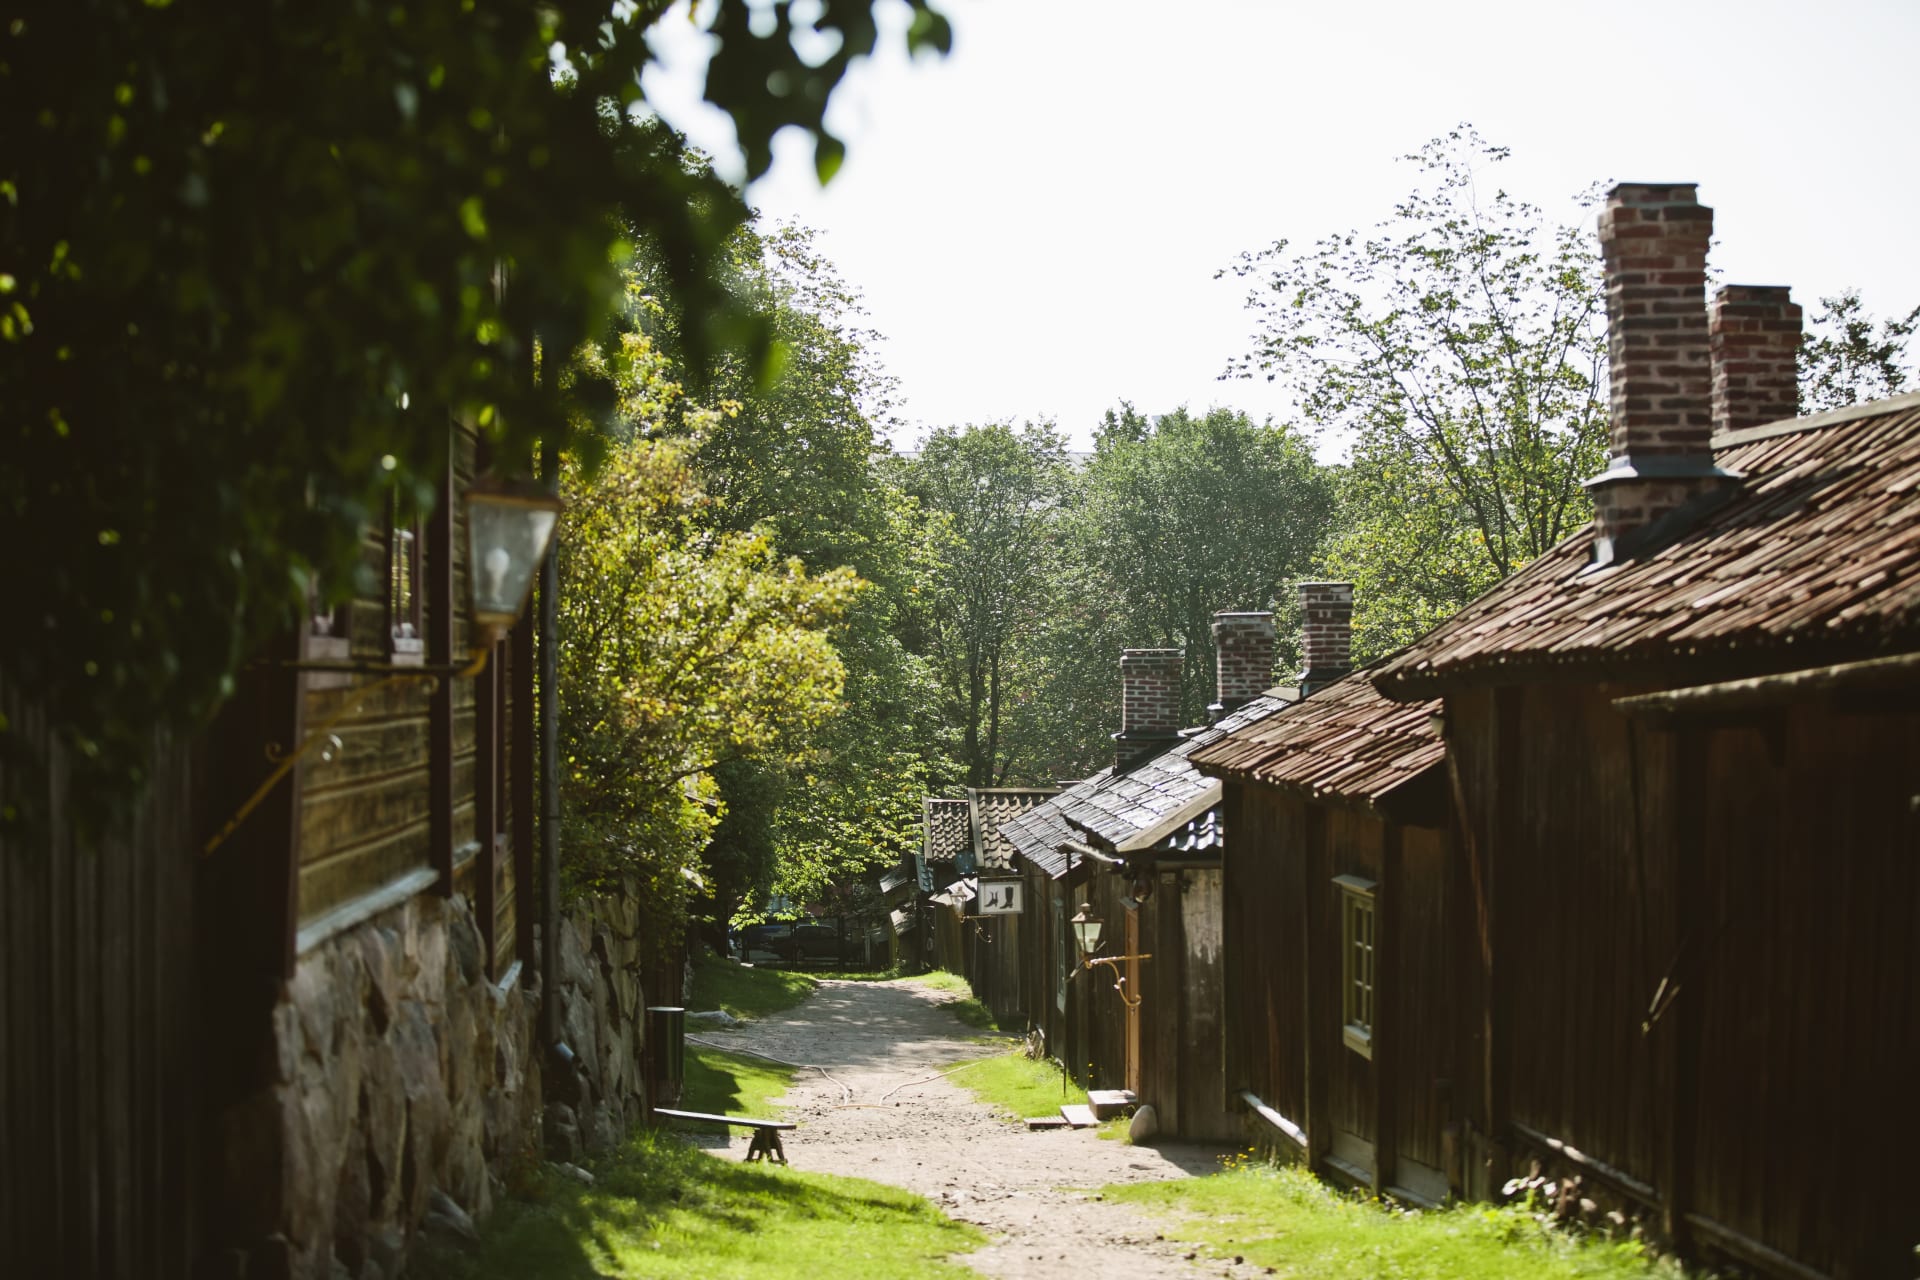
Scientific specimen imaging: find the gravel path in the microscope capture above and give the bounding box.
[689,976,1270,1280]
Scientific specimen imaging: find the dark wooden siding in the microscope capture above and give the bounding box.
[1322,807,1381,1171]
[1138,866,1234,1140]
[1391,824,1455,1198]
[1684,703,1920,1277]
[1,678,201,1280]
[1489,683,1675,1190]
[1223,783,1309,1141]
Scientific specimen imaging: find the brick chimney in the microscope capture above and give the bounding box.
[1297,582,1352,696]
[1583,183,1740,561]
[1209,611,1276,720]
[1711,284,1801,435]
[1114,648,1182,770]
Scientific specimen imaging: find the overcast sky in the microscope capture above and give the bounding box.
[644,0,1920,453]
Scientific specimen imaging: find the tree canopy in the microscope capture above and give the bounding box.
[1224,128,1608,658]
[0,0,947,815]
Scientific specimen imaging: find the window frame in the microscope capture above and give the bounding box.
[1334,873,1377,1060]
[387,495,425,666]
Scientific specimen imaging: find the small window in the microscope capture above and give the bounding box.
[388,497,424,665]
[1335,874,1376,1059]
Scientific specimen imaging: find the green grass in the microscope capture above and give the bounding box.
[902,969,972,995]
[905,969,1018,1033]
[807,965,908,982]
[682,1044,796,1122]
[1102,1164,1683,1279]
[411,1129,983,1280]
[947,1049,1085,1122]
[688,951,818,1020]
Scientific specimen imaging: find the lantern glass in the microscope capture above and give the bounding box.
[1070,903,1103,958]
[466,483,561,634]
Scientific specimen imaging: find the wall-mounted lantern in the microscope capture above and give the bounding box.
[1071,902,1152,1010]
[467,479,562,644]
[206,474,563,858]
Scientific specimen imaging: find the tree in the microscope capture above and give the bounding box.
[1007,405,1332,774]
[556,399,860,958]
[1800,288,1919,413]
[623,220,953,921]
[0,0,948,817]
[1223,127,1609,659]
[906,422,1073,787]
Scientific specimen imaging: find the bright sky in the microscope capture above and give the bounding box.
[644,0,1920,453]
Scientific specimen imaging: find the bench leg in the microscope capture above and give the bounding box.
[745,1127,788,1165]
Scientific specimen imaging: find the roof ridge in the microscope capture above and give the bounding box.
[1713,389,1920,450]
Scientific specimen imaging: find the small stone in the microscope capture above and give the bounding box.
[1128,1103,1159,1143]
[423,1188,479,1248]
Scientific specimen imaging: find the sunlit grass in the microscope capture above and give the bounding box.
[1103,1164,1684,1279]
[947,1049,1084,1122]
[689,951,818,1021]
[905,969,1019,1034]
[680,1044,795,1123]
[412,1130,982,1280]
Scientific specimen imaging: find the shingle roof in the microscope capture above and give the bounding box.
[923,797,970,864]
[1060,692,1294,853]
[1148,806,1223,858]
[966,788,1058,871]
[1190,667,1443,809]
[1000,786,1094,880]
[1376,395,1920,697]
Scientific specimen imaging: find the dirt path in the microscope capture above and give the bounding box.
[689,977,1268,1280]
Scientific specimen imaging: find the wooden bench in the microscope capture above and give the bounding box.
[654,1108,797,1165]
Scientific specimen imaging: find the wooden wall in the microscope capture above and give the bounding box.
[1,677,202,1280]
[1678,701,1919,1277]
[1222,783,1308,1145]
[1137,866,1235,1140]
[1222,778,1459,1201]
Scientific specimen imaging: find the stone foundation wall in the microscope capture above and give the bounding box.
[217,891,541,1280]
[545,878,656,1161]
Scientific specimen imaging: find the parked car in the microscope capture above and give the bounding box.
[784,923,843,963]
[737,923,788,962]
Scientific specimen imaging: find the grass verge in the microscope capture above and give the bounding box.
[1102,1164,1683,1279]
[689,951,817,1021]
[947,1049,1085,1122]
[411,1129,983,1280]
[906,969,1017,1033]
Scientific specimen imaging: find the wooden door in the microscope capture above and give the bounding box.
[1124,909,1142,1095]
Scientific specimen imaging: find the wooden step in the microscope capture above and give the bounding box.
[1025,1116,1071,1130]
[1058,1103,1098,1128]
[1086,1089,1136,1119]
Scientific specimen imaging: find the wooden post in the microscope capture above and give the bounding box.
[1149,880,1176,1130]
[511,608,536,971]
[538,442,562,1051]
[1486,688,1520,1184]
[1302,805,1330,1169]
[1125,908,1142,1095]
[427,432,456,895]
[1373,825,1401,1195]
[475,635,500,979]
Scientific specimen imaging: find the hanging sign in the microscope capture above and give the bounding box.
[978,879,1025,915]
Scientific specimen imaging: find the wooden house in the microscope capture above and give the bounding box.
[1189,592,1452,1200]
[920,796,971,973]
[996,619,1297,1140]
[4,418,554,1279]
[962,787,1057,1026]
[1367,184,1920,1278]
[998,791,1086,1065]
